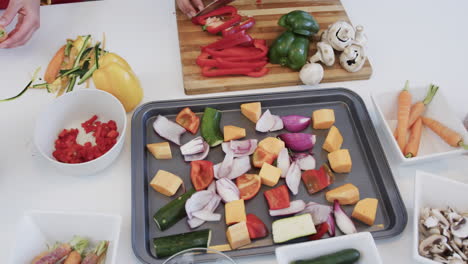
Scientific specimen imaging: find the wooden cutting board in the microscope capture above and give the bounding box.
[176,0,372,95]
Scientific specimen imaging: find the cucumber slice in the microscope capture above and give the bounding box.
[153,229,211,258]
[153,189,196,231]
[272,214,316,243]
[201,107,223,147]
[292,248,361,264]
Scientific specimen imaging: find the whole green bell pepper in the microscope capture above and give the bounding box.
[268,31,309,71]
[278,10,319,37]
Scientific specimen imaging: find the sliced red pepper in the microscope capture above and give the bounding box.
[301,164,335,194]
[215,57,267,69]
[309,222,329,240]
[202,30,253,51]
[205,14,242,35]
[264,185,290,210]
[201,66,254,77]
[175,107,200,134]
[246,67,269,77]
[212,39,268,62]
[204,46,264,58]
[246,214,268,239]
[222,56,267,63]
[191,6,238,26]
[190,160,214,191]
[196,52,218,67]
[222,17,256,37]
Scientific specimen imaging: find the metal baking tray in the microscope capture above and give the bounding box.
[131,89,407,263]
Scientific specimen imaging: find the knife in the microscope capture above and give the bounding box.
[195,0,236,17]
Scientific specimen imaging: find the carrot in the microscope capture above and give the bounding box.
[63,251,82,264]
[0,26,7,43]
[396,81,412,152]
[394,84,439,138]
[422,116,468,149]
[44,45,66,84]
[404,118,423,158]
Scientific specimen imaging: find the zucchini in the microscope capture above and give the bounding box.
[153,188,196,231]
[272,214,316,243]
[201,107,223,147]
[291,249,360,264]
[153,229,211,258]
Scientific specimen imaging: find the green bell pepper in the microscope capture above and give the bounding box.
[268,31,309,71]
[201,107,223,147]
[278,10,319,37]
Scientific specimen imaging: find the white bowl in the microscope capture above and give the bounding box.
[275,232,382,264]
[10,210,121,264]
[34,89,127,176]
[371,87,468,165]
[412,171,468,264]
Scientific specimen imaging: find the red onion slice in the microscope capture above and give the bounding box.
[187,194,222,228]
[185,190,213,219]
[183,142,210,162]
[333,200,357,235]
[281,115,311,132]
[218,151,234,179]
[327,213,336,237]
[269,200,306,216]
[153,115,186,145]
[278,133,316,152]
[216,178,240,203]
[277,148,290,178]
[294,153,316,170]
[222,139,258,157]
[256,110,275,132]
[188,217,205,229]
[270,115,284,131]
[192,210,222,221]
[180,137,205,155]
[207,181,217,194]
[285,161,301,195]
[227,156,251,180]
[213,163,221,179]
[299,202,332,225]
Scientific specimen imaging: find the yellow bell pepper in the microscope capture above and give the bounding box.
[93,53,143,112]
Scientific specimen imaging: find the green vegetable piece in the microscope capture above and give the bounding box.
[268,31,309,71]
[153,229,211,259]
[201,107,224,147]
[278,10,319,37]
[153,188,196,231]
[291,248,361,264]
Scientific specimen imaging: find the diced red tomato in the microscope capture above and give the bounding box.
[301,164,334,194]
[264,185,290,210]
[309,222,329,240]
[252,146,275,168]
[176,107,200,134]
[236,174,261,200]
[246,214,268,239]
[190,160,214,191]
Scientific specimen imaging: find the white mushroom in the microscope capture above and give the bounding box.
[354,25,368,46]
[424,216,440,229]
[326,20,355,51]
[339,43,367,72]
[309,42,335,66]
[433,208,451,227]
[299,62,324,86]
[419,234,449,257]
[451,217,468,238]
[320,29,329,43]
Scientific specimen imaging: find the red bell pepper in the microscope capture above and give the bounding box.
[190,160,214,191]
[301,164,335,194]
[309,222,329,240]
[175,107,200,134]
[202,30,253,51]
[246,67,269,77]
[205,14,242,34]
[204,46,264,58]
[191,6,238,25]
[215,57,267,69]
[264,185,290,210]
[196,52,218,67]
[212,39,268,62]
[222,17,256,37]
[246,214,268,239]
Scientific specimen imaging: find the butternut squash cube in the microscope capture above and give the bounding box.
[258,137,285,157]
[146,142,172,159]
[224,125,246,141]
[312,109,335,129]
[352,198,379,226]
[226,221,251,249]
[225,199,246,225]
[325,183,360,205]
[328,149,352,173]
[241,102,261,123]
[323,126,343,152]
[150,170,182,196]
[259,163,282,187]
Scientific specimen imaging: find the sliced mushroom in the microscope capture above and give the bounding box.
[309,42,335,66]
[354,25,368,46]
[320,29,329,43]
[326,20,355,51]
[450,240,468,260]
[452,217,468,238]
[425,216,440,229]
[339,43,366,72]
[448,256,465,264]
[433,208,451,228]
[419,235,449,257]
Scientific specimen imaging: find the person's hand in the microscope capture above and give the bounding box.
[176,0,204,18]
[0,0,40,49]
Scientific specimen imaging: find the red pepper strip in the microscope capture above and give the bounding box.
[246,67,269,77]
[212,39,268,62]
[222,56,267,63]
[202,66,254,77]
[191,6,238,25]
[215,57,267,69]
[309,223,329,240]
[202,30,252,51]
[222,17,256,37]
[206,14,242,34]
[196,52,219,67]
[205,47,264,58]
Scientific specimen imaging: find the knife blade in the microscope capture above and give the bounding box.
[195,0,236,17]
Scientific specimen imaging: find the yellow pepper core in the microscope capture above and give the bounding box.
[92,53,143,112]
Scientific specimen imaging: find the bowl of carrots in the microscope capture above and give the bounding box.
[371,81,468,165]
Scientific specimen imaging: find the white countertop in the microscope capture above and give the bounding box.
[1,0,467,263]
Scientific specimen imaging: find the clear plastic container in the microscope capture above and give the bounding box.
[163,248,237,264]
[465,113,468,130]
